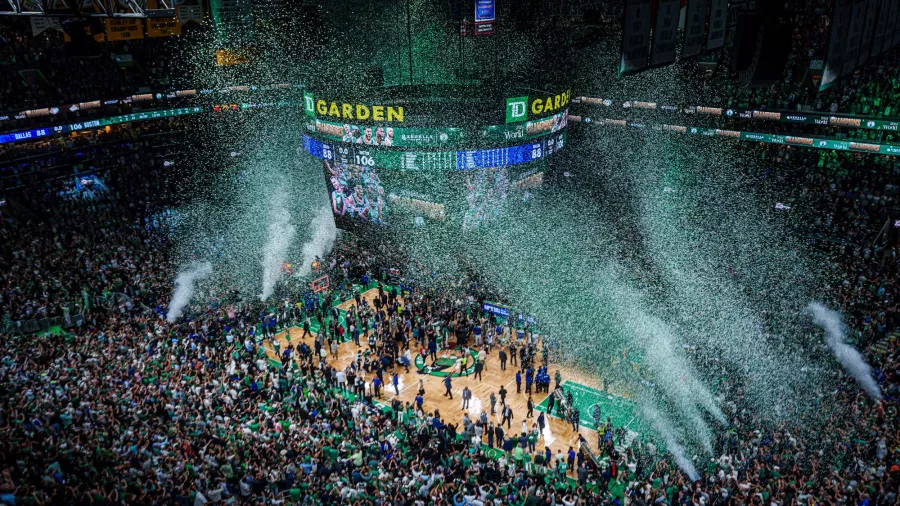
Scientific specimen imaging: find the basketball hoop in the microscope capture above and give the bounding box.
[309,275,329,293]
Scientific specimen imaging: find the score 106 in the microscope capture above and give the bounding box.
[334,144,376,167]
[353,152,375,167]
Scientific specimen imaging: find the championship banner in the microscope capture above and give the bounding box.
[147,0,182,37]
[857,0,878,67]
[871,0,889,58]
[706,0,728,50]
[63,23,106,43]
[178,0,206,25]
[215,48,256,66]
[30,17,62,36]
[820,0,851,91]
[892,0,900,50]
[650,0,680,66]
[885,0,900,53]
[619,0,654,76]
[682,0,709,59]
[209,0,254,45]
[105,18,144,41]
[841,0,867,77]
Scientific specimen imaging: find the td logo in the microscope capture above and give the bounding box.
[506,96,528,123]
[304,92,315,118]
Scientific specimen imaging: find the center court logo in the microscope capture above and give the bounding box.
[506,96,528,123]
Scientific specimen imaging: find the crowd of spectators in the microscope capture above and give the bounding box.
[0,118,184,322]
[0,10,899,506]
[721,50,900,118]
[0,126,896,506]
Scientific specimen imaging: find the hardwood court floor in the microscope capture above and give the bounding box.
[263,289,633,458]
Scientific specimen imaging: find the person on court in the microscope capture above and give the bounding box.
[443,375,453,399]
[501,405,514,429]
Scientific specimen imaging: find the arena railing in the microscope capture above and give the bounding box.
[1,292,151,335]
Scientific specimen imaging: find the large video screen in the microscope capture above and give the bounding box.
[451,162,545,231]
[322,160,447,230]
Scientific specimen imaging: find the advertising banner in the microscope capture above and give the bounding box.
[706,0,728,50]
[482,110,568,143]
[308,119,464,148]
[504,90,571,123]
[105,18,144,41]
[306,110,567,149]
[305,93,405,123]
[474,0,495,35]
[841,0,867,77]
[594,119,900,156]
[506,96,528,123]
[475,0,495,21]
[820,0,851,90]
[650,0,680,66]
[619,0,654,76]
[682,0,709,58]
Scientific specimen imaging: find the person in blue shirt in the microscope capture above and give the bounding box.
[525,368,534,394]
[502,436,515,454]
[443,375,453,399]
[415,393,424,412]
[392,372,400,395]
[428,338,437,363]
[372,376,382,398]
[515,370,522,393]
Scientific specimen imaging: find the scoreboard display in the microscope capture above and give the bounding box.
[302,132,566,171]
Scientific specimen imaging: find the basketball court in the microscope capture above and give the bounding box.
[260,285,642,461]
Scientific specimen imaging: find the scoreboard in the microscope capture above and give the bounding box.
[302,132,566,171]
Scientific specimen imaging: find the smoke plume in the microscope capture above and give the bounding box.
[808,302,882,400]
[260,191,296,300]
[166,261,213,323]
[296,205,337,278]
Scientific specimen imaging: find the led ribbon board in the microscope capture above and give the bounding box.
[302,132,567,171]
[303,109,568,149]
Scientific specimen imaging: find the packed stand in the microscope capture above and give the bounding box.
[0,119,184,322]
[0,134,898,505]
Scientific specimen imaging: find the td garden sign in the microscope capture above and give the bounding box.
[506,90,571,124]
[304,92,404,123]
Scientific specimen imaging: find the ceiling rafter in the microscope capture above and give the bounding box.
[0,0,175,17]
